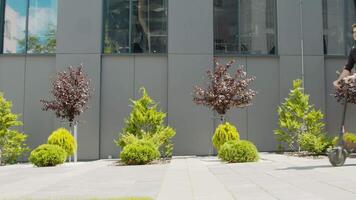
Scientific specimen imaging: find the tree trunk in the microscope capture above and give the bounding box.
[219,115,226,124]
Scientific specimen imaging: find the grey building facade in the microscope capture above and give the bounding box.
[0,0,355,160]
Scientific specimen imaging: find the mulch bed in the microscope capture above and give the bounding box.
[283,151,327,159]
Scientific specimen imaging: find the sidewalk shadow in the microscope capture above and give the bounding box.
[277,163,356,170]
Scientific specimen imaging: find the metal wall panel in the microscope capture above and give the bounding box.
[0,56,25,130]
[168,0,213,54]
[304,56,326,112]
[301,0,323,56]
[168,54,214,155]
[167,0,214,155]
[134,56,168,113]
[277,0,302,55]
[23,56,56,150]
[56,0,102,54]
[279,56,303,101]
[100,56,134,159]
[247,57,279,151]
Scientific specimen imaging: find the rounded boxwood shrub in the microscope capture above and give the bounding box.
[29,144,67,167]
[218,140,259,163]
[120,140,160,165]
[212,122,239,151]
[47,128,77,156]
[344,132,356,152]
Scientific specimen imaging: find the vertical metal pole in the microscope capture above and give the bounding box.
[74,122,78,162]
[299,0,305,89]
[299,0,305,153]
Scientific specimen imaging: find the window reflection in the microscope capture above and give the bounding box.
[345,0,356,51]
[104,0,130,53]
[104,0,168,54]
[214,0,277,55]
[3,0,27,53]
[2,0,57,54]
[322,0,345,55]
[27,0,57,54]
[322,0,356,55]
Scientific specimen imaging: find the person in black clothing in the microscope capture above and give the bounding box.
[334,23,356,89]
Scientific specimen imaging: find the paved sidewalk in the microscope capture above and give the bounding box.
[0,160,167,199]
[1,153,356,199]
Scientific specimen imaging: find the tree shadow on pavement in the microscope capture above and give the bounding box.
[277,163,356,170]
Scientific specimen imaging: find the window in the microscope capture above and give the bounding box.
[345,0,356,51]
[322,0,356,55]
[2,0,57,54]
[214,0,277,55]
[103,0,168,54]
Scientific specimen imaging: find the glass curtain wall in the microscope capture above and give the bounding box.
[345,0,356,51]
[2,0,57,54]
[103,0,168,54]
[214,0,277,55]
[323,0,356,55]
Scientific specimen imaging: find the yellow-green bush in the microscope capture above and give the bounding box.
[218,140,259,163]
[116,88,176,160]
[212,122,239,151]
[120,139,160,165]
[0,92,29,165]
[29,144,67,167]
[344,132,356,152]
[298,133,337,154]
[344,132,356,143]
[47,128,77,156]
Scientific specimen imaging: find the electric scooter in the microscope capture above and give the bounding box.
[328,88,349,167]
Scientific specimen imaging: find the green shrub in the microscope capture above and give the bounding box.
[116,88,175,159]
[29,144,67,167]
[118,133,140,148]
[344,132,356,143]
[298,133,337,154]
[151,127,176,158]
[119,127,176,159]
[47,128,77,156]
[298,133,324,154]
[212,122,239,151]
[343,132,356,152]
[218,140,259,163]
[274,79,326,151]
[0,92,29,165]
[120,140,160,165]
[119,88,166,140]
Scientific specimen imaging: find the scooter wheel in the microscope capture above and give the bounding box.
[328,147,347,167]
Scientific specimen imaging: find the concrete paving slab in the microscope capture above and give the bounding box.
[1,153,356,199]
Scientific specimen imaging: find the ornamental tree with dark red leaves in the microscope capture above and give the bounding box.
[41,65,93,125]
[193,59,256,120]
[334,77,356,104]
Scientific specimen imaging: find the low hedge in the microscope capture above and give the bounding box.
[29,144,67,167]
[120,140,160,165]
[218,140,259,163]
